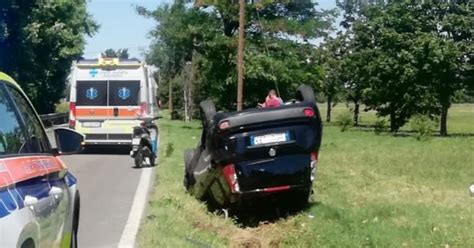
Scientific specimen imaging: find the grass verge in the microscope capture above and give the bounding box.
[138,105,474,247]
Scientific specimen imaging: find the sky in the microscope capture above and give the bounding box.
[83,0,338,60]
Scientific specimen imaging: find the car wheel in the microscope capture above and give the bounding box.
[134,145,147,168]
[199,100,216,127]
[183,149,195,190]
[296,84,315,103]
[71,191,80,248]
[20,239,35,248]
[71,229,77,248]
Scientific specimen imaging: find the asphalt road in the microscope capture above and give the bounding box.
[60,147,143,248]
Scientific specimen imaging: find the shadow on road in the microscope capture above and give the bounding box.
[81,145,131,155]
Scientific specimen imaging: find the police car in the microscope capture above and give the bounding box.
[0,72,84,248]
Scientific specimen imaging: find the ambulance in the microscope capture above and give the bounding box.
[68,58,158,146]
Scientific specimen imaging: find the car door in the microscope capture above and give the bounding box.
[4,83,69,247]
[106,80,141,140]
[75,80,109,139]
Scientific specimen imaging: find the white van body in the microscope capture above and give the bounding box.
[69,58,158,145]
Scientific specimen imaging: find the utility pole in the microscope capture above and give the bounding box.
[236,0,245,111]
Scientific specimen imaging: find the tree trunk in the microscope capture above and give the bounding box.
[236,0,245,111]
[183,86,189,122]
[168,80,173,114]
[326,96,332,122]
[188,52,196,121]
[353,102,360,126]
[440,104,449,136]
[390,113,397,133]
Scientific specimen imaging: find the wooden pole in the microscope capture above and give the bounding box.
[236,0,245,111]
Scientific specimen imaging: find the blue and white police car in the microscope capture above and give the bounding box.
[0,72,84,248]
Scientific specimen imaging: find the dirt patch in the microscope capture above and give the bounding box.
[230,225,282,248]
[230,232,262,248]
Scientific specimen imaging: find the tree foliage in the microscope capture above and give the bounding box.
[143,0,472,136]
[141,0,336,111]
[337,0,473,134]
[101,48,129,59]
[0,0,98,113]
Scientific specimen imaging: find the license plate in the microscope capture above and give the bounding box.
[251,132,289,146]
[132,138,141,145]
[82,122,101,128]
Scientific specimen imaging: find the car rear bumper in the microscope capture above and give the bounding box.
[83,133,133,145]
[237,183,310,195]
[84,139,132,145]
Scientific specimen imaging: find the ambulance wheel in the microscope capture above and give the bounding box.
[296,84,315,103]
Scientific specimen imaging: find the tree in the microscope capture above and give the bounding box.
[0,0,98,113]
[101,48,130,59]
[319,34,350,122]
[142,1,336,113]
[339,1,472,134]
[138,3,220,117]
[422,0,473,136]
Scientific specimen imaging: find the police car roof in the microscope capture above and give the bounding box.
[0,72,22,90]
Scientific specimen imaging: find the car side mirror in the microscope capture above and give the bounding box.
[54,128,84,155]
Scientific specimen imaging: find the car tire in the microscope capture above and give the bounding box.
[20,239,35,248]
[134,145,152,168]
[71,191,80,248]
[183,149,195,190]
[199,100,216,127]
[134,147,143,168]
[296,84,315,103]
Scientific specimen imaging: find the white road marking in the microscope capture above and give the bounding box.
[117,167,154,248]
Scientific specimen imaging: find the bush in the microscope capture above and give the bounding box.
[336,111,354,132]
[410,114,435,140]
[55,101,69,113]
[374,118,387,135]
[165,142,175,157]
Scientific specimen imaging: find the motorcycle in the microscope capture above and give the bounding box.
[130,116,160,168]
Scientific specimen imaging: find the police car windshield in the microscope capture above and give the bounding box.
[76,80,140,106]
[0,84,27,155]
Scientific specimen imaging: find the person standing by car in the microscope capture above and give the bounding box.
[258,89,282,108]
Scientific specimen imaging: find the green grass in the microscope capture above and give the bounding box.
[138,104,474,248]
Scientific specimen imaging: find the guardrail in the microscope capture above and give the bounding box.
[40,112,69,128]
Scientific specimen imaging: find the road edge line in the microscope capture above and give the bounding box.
[117,166,154,248]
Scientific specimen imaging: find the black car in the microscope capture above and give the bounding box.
[184,85,322,209]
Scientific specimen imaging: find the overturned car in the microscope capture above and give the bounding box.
[184,85,322,209]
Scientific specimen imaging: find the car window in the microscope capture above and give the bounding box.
[108,81,140,106]
[6,85,51,154]
[0,83,29,155]
[76,81,108,106]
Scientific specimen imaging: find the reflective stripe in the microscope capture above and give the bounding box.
[0,156,72,218]
[76,107,140,117]
[0,156,64,189]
